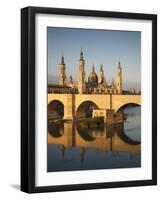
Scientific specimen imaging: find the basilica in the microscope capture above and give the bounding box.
[48,49,122,94]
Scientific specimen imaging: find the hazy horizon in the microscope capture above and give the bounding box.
[48,27,141,91]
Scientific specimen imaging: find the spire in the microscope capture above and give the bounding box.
[118,59,122,69]
[100,64,104,80]
[100,64,104,72]
[80,48,83,60]
[92,64,95,73]
[117,59,122,94]
[69,75,73,84]
[78,48,86,94]
[60,54,65,65]
[59,52,66,85]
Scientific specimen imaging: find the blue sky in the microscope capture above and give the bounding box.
[48,27,141,91]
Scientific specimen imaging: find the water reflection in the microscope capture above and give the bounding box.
[47,106,141,172]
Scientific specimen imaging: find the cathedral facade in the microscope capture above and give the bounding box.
[49,50,122,94]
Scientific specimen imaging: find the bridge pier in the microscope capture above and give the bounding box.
[63,94,74,120]
[92,109,116,124]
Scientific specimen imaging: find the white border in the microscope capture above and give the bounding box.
[35,14,152,186]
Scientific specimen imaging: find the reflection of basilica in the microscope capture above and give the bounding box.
[48,49,123,94]
[48,122,141,163]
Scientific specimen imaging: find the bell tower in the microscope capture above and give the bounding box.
[117,60,122,94]
[59,55,66,85]
[78,49,86,93]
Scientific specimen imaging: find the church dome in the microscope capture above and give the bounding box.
[88,65,98,87]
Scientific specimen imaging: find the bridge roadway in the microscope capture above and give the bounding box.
[48,94,141,120]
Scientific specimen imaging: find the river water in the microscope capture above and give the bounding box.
[47,106,141,172]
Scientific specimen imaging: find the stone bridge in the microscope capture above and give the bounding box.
[48,94,141,120]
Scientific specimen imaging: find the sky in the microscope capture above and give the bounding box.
[48,27,141,91]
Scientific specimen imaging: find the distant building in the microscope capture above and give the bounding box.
[48,84,77,94]
[48,49,124,94]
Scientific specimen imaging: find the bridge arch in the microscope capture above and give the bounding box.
[75,100,99,119]
[48,99,64,119]
[114,102,141,114]
[48,122,64,138]
[115,123,140,145]
[114,103,141,123]
[76,123,96,141]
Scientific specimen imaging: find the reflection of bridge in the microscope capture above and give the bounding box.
[48,94,141,120]
[48,122,141,156]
